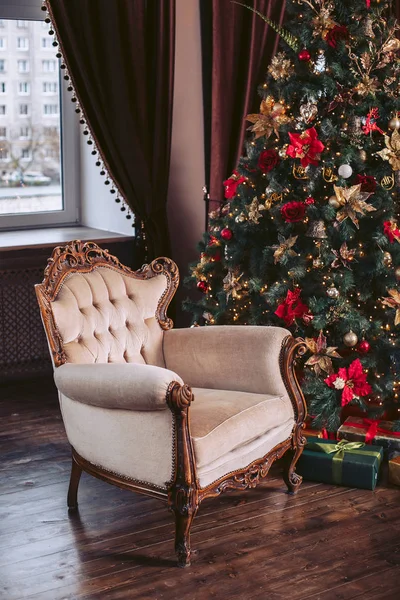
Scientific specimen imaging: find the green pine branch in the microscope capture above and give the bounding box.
[231,2,300,52]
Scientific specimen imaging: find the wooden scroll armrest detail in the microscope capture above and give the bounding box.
[166,382,199,568]
[280,336,308,425]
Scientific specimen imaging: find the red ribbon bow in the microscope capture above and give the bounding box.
[362,108,384,135]
[346,418,400,444]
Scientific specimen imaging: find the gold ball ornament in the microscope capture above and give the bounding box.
[395,265,400,281]
[359,150,367,162]
[328,195,340,209]
[389,116,400,130]
[235,213,246,223]
[343,330,358,347]
[383,251,393,267]
[327,286,339,299]
[278,144,288,158]
[313,257,324,269]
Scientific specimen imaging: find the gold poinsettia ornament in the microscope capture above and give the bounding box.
[331,242,356,270]
[333,184,376,229]
[246,96,290,140]
[223,269,244,300]
[268,52,294,81]
[381,289,400,326]
[377,129,400,171]
[273,234,298,264]
[312,5,336,38]
[246,198,263,224]
[305,330,341,376]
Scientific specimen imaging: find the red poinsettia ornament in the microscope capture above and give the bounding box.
[223,171,246,199]
[324,358,372,406]
[275,288,311,327]
[384,220,400,243]
[286,127,325,167]
[355,174,376,193]
[325,25,349,49]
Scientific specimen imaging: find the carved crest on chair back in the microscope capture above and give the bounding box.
[35,240,179,367]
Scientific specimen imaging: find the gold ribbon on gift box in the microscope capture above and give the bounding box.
[388,455,400,487]
[306,440,381,485]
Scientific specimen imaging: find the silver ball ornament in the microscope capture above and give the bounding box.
[389,116,400,130]
[329,195,340,209]
[338,164,353,179]
[343,330,358,347]
[327,286,339,299]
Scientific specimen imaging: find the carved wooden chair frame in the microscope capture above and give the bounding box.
[35,240,307,568]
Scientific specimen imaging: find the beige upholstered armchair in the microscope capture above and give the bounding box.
[35,240,307,567]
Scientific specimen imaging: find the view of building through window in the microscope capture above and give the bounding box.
[0,18,62,216]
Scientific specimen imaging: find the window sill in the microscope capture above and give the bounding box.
[0,226,134,253]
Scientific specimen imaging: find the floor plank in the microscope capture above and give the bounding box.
[1,377,399,600]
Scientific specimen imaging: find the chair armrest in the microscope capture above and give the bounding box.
[54,362,184,411]
[163,325,292,397]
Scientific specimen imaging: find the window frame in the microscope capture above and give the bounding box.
[18,81,30,95]
[17,36,29,50]
[0,1,80,230]
[17,58,29,73]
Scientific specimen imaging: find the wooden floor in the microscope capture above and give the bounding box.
[1,379,399,600]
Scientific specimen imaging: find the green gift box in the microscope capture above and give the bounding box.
[296,437,383,490]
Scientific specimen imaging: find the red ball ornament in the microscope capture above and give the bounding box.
[197,281,208,293]
[213,251,221,262]
[358,340,370,354]
[221,227,233,241]
[305,196,315,205]
[298,49,311,62]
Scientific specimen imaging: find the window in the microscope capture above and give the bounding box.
[41,37,52,49]
[44,126,58,137]
[42,59,56,72]
[17,37,29,50]
[19,103,29,116]
[0,14,78,229]
[18,81,30,95]
[18,59,29,73]
[43,104,58,116]
[45,147,58,159]
[0,38,6,50]
[0,82,5,94]
[19,126,29,139]
[42,81,57,94]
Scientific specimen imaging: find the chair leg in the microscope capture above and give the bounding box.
[172,507,197,568]
[67,456,82,510]
[283,447,303,495]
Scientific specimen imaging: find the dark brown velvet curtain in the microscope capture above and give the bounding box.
[46,0,175,261]
[201,0,286,212]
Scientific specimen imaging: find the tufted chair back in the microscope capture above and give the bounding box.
[35,241,179,369]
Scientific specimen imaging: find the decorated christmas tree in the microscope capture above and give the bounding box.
[185,0,400,432]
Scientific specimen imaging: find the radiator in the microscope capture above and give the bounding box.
[0,266,52,382]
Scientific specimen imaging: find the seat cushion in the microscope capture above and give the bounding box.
[189,388,294,472]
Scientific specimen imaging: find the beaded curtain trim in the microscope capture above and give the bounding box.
[41,1,143,234]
